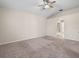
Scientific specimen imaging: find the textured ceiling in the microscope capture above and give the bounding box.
[0,0,79,18]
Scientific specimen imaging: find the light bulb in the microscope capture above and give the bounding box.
[45,5,50,8]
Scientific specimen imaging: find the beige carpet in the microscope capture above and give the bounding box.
[0,36,79,58]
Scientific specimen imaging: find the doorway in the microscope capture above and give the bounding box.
[57,18,64,38]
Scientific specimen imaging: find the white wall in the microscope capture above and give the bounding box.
[64,12,79,41]
[0,9,46,44]
[1,7,79,45]
[46,7,79,41]
[46,17,58,37]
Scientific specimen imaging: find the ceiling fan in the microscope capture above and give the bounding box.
[38,0,56,10]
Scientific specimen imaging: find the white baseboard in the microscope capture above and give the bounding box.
[0,35,45,46]
[64,37,79,41]
[1,35,78,46]
[46,35,64,39]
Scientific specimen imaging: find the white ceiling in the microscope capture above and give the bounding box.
[0,0,79,18]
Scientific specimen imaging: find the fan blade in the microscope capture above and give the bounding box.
[59,9,63,11]
[43,0,45,2]
[51,1,56,4]
[49,6,53,8]
[42,7,45,10]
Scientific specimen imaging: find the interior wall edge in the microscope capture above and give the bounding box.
[0,35,46,46]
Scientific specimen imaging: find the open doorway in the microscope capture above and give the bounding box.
[57,18,64,38]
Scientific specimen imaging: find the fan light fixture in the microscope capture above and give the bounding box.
[38,0,56,10]
[45,5,50,8]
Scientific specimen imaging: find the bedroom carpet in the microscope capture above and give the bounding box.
[0,36,79,58]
